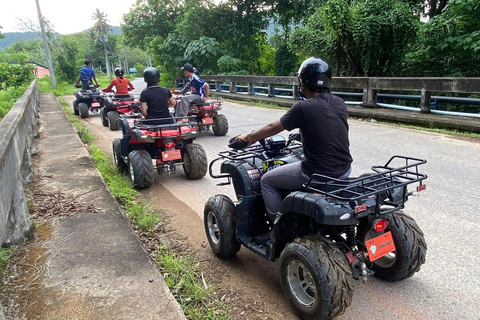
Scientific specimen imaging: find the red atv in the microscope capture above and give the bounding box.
[113,115,207,189]
[101,93,140,131]
[172,91,228,136]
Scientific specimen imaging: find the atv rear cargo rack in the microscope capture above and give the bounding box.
[305,156,427,201]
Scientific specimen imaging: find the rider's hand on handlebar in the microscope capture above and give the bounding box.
[74,84,81,88]
[95,84,100,88]
[202,97,208,103]
[235,134,254,146]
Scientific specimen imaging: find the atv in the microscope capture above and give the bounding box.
[101,93,140,130]
[113,115,208,189]
[172,91,228,136]
[73,84,106,118]
[204,134,428,320]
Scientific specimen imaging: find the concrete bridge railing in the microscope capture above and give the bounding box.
[176,75,480,113]
[0,80,38,247]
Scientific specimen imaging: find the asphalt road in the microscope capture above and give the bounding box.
[74,78,480,319]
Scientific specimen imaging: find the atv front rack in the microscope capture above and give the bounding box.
[305,156,427,201]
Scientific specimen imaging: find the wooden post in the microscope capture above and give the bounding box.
[230,81,236,93]
[215,81,220,92]
[248,83,253,95]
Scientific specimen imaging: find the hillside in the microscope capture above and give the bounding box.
[0,26,121,50]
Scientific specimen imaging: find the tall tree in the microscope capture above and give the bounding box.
[404,0,480,77]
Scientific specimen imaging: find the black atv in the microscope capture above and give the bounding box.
[113,115,208,189]
[204,134,428,320]
[73,84,106,119]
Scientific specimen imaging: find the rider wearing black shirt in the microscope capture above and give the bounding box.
[140,67,176,124]
[236,57,353,219]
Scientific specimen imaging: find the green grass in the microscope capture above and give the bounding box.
[157,247,231,320]
[60,102,229,319]
[39,74,139,96]
[371,120,480,140]
[0,247,14,274]
[0,85,30,118]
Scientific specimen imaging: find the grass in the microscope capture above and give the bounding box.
[38,74,138,96]
[59,100,230,319]
[0,85,31,118]
[0,247,14,275]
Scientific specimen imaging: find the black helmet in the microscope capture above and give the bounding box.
[114,68,124,77]
[297,57,331,92]
[181,63,195,73]
[143,67,160,84]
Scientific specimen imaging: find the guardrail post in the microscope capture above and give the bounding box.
[268,84,273,97]
[215,81,220,92]
[248,83,253,95]
[362,88,377,108]
[293,84,299,100]
[420,89,431,113]
[229,81,235,93]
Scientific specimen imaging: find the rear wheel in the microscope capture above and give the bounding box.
[204,195,240,259]
[182,143,207,179]
[113,138,127,174]
[101,107,109,126]
[78,102,89,118]
[212,113,228,136]
[107,111,120,131]
[358,210,427,282]
[128,150,154,189]
[73,100,79,115]
[279,235,354,320]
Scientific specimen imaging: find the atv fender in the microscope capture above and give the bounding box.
[119,118,132,158]
[278,191,357,226]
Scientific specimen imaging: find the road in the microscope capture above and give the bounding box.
[67,78,480,319]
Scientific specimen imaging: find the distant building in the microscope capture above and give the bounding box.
[29,62,50,78]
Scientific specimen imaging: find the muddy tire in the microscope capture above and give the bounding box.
[212,113,228,136]
[113,138,128,174]
[279,235,354,320]
[78,102,89,118]
[101,107,109,126]
[128,150,154,189]
[359,210,427,282]
[73,100,79,115]
[204,195,240,259]
[107,111,120,131]
[182,143,207,180]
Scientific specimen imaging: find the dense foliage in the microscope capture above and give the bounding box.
[0,62,34,90]
[1,0,478,83]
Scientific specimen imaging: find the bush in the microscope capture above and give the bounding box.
[0,63,34,90]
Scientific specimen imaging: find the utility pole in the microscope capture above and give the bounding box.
[35,0,56,89]
[123,42,129,74]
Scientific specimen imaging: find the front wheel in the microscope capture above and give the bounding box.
[73,100,79,116]
[204,195,240,259]
[128,150,154,189]
[101,107,109,126]
[107,111,120,131]
[182,143,207,180]
[113,138,128,174]
[358,210,427,282]
[279,235,354,320]
[78,102,89,118]
[212,113,228,136]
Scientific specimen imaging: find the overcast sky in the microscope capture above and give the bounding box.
[1,0,138,34]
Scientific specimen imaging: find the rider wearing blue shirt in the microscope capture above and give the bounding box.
[75,60,99,90]
[175,63,209,123]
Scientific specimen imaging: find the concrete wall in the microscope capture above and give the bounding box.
[0,80,38,247]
